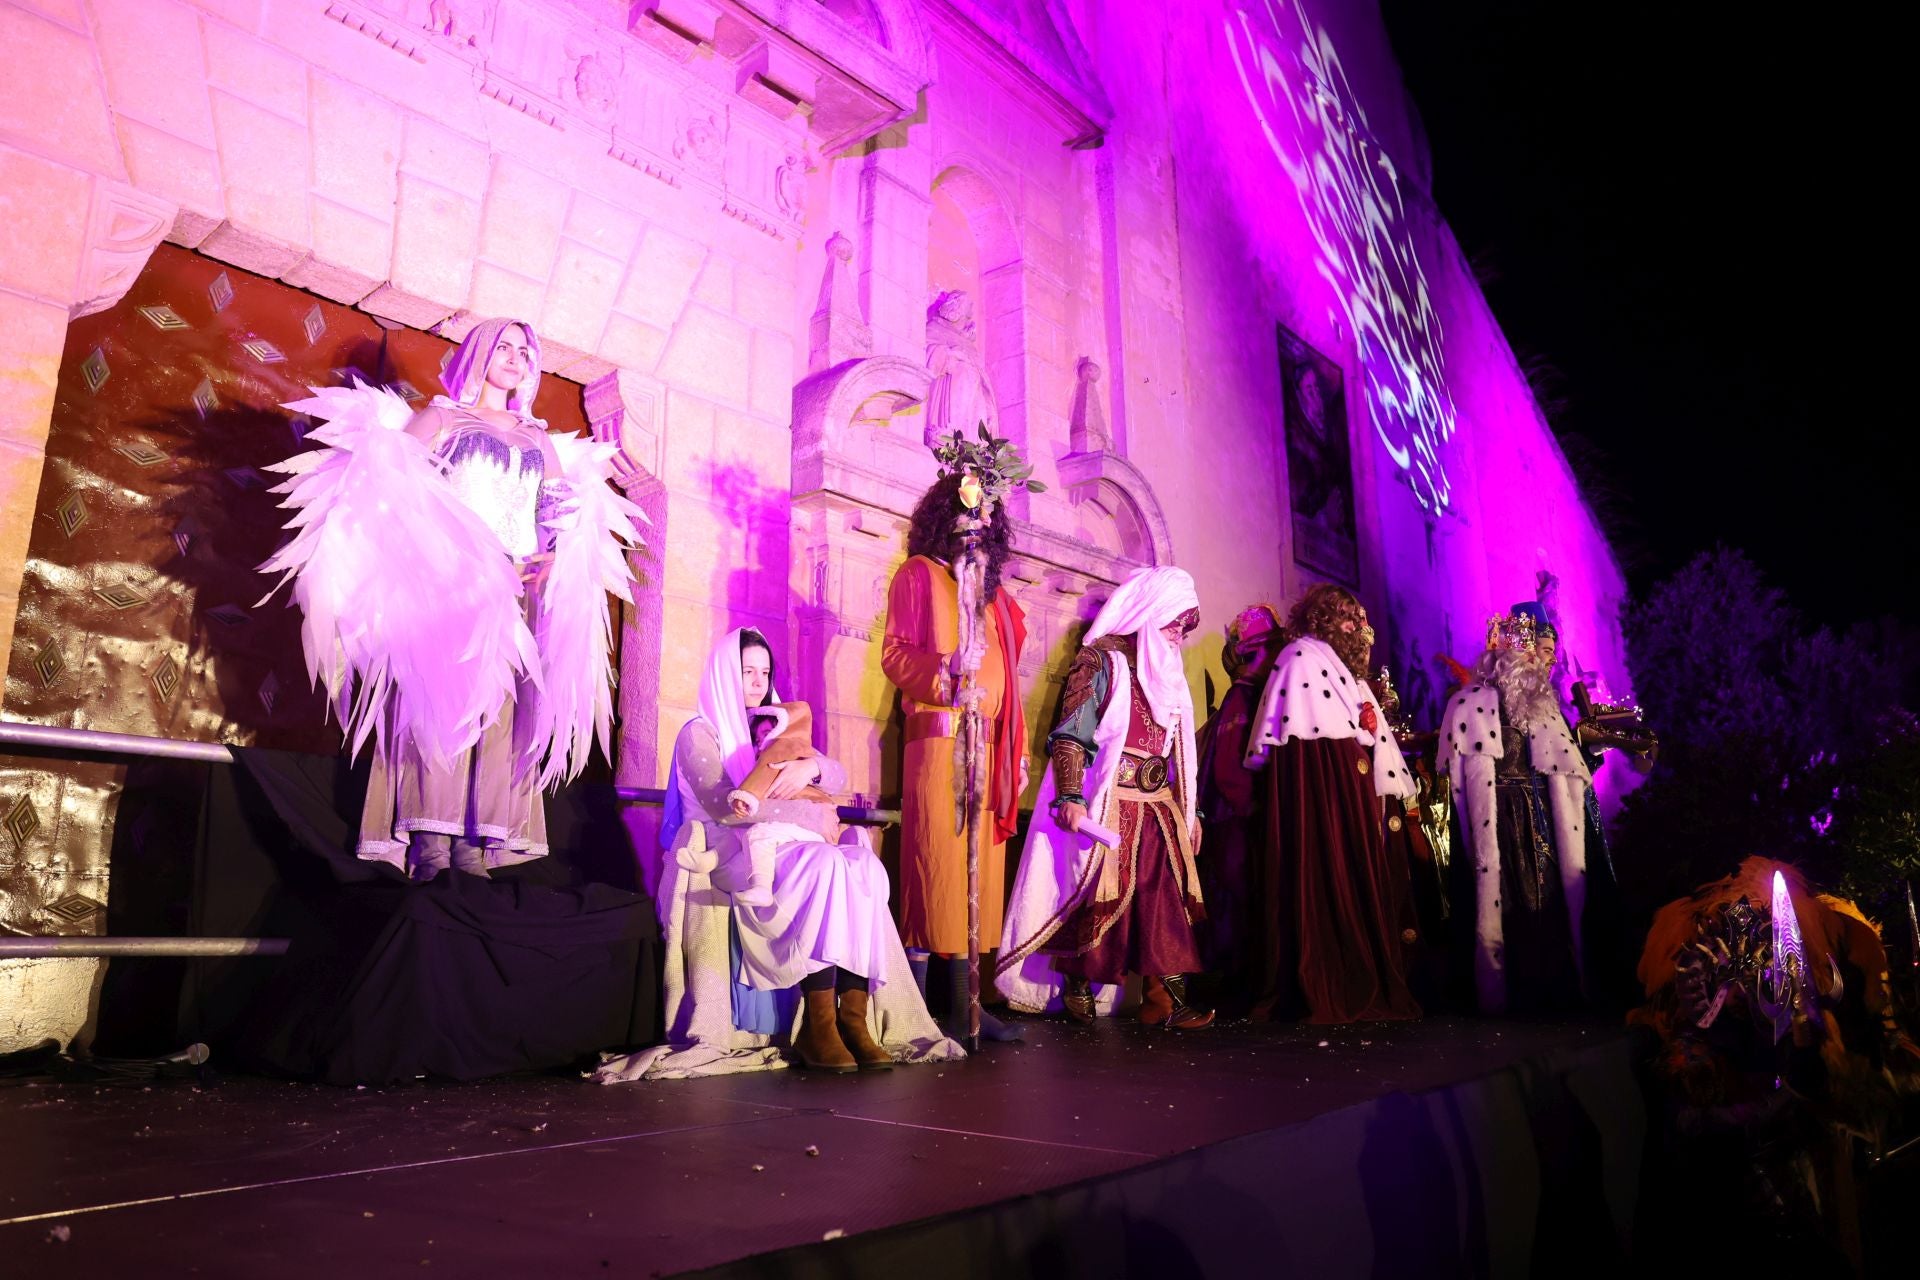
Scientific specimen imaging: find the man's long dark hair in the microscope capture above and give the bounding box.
[905,474,1014,599]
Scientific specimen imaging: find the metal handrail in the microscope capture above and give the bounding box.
[612,786,899,828]
[1,723,902,825]
[0,938,289,958]
[0,722,900,959]
[1,723,272,957]
[0,720,235,763]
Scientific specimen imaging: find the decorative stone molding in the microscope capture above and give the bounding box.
[583,369,667,496]
[809,231,872,373]
[1069,355,1112,454]
[791,354,934,513]
[69,180,179,321]
[927,0,1111,146]
[1056,449,1174,567]
[632,1,723,60]
[323,1,430,62]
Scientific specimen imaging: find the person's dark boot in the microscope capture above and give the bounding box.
[405,833,450,883]
[449,839,492,879]
[940,955,1022,1042]
[1160,974,1215,1031]
[1139,974,1173,1026]
[833,988,894,1071]
[1062,976,1097,1024]
[908,950,930,1003]
[793,987,857,1072]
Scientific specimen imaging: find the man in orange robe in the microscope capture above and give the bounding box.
[883,474,1029,1041]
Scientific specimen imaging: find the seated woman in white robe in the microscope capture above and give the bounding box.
[593,629,957,1081]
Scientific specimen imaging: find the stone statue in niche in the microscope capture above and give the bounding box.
[1069,356,1111,454]
[923,290,998,448]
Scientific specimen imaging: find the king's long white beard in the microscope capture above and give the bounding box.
[1479,648,1560,731]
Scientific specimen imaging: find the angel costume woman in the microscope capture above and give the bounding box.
[262,318,643,881]
[997,567,1213,1030]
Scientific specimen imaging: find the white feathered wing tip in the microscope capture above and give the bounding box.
[524,433,647,789]
[259,381,538,769]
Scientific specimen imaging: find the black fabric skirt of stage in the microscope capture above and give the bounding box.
[130,749,661,1085]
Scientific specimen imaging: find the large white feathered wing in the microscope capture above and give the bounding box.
[259,382,537,769]
[525,432,647,789]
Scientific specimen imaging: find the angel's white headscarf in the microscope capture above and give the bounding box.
[439,317,542,412]
[1085,566,1200,735]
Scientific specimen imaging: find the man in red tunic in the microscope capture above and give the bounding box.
[882,474,1029,1041]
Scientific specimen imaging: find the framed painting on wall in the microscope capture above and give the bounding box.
[1278,323,1359,585]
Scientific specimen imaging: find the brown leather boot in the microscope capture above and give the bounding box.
[1160,974,1215,1030]
[833,988,894,1071]
[1139,974,1173,1026]
[792,987,857,1073]
[1062,976,1096,1024]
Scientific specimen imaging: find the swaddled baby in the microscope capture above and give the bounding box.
[714,702,840,907]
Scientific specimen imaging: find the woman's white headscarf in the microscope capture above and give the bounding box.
[661,627,781,848]
[1085,566,1200,736]
[439,317,542,413]
[699,627,781,786]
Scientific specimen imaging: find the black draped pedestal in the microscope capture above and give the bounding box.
[137,749,659,1084]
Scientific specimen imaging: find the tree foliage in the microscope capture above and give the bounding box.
[1614,547,1919,929]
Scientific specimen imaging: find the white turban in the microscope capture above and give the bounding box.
[1085,566,1200,737]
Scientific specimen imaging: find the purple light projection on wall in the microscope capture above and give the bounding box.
[1225,0,1458,517]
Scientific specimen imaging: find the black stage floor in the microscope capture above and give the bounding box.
[2,1015,1637,1278]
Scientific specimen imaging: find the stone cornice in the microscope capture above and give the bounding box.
[926,0,1110,146]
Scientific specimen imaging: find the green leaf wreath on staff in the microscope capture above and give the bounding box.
[931,423,1045,1051]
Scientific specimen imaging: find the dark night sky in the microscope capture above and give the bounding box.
[1378,3,1909,628]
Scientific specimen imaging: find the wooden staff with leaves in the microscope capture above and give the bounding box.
[931,424,1044,1053]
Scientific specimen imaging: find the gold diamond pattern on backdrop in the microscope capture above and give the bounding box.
[150,652,181,702]
[31,641,64,688]
[137,305,188,331]
[113,441,168,467]
[92,584,148,611]
[53,490,89,538]
[3,794,39,847]
[45,892,104,924]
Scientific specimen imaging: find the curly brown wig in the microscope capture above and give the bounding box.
[905,473,1014,599]
[1287,583,1372,677]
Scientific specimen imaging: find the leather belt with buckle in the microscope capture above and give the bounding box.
[1116,751,1170,792]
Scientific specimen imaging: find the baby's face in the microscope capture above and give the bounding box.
[750,717,776,752]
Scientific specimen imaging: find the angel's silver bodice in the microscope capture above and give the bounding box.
[439,425,546,559]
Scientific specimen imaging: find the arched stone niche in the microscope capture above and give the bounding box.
[791,353,936,516]
[926,161,1027,467]
[1056,449,1174,568]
